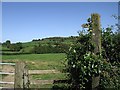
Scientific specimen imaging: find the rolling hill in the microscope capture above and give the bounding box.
[1,36,79,54]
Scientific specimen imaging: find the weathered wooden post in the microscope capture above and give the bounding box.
[14,61,30,89]
[91,13,101,90]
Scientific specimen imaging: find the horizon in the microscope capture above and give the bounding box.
[2,2,118,43]
[1,35,79,43]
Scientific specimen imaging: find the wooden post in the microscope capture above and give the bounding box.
[91,13,101,90]
[91,13,101,54]
[14,61,30,89]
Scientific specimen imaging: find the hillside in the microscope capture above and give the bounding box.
[23,36,78,46]
[2,36,78,54]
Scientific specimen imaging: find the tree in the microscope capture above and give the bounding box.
[9,42,22,51]
[5,40,11,48]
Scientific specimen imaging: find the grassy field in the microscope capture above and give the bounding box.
[1,53,67,88]
[1,53,66,70]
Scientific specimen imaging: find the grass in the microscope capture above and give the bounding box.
[1,53,67,88]
[31,73,66,80]
[0,74,8,79]
[30,83,69,89]
[30,84,53,89]
[1,46,9,51]
[30,73,67,88]
[1,53,66,70]
[2,53,65,61]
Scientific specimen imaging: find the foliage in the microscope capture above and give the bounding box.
[64,15,120,89]
[100,26,120,89]
[2,37,76,54]
[102,27,120,63]
[2,40,11,48]
[65,32,120,89]
[19,46,34,54]
[100,60,120,89]
[2,40,23,52]
[65,32,101,90]
[9,42,23,51]
[31,43,69,54]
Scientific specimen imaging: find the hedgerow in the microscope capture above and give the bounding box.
[64,14,120,90]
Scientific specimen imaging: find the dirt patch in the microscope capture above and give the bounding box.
[1,75,14,88]
[31,80,53,85]
[1,84,14,88]
[29,70,60,74]
[2,65,15,72]
[2,75,14,82]
[1,65,15,88]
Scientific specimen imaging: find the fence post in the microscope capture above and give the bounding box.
[14,61,30,89]
[91,13,101,90]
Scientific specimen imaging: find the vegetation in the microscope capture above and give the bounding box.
[2,36,78,54]
[2,53,66,70]
[2,40,11,48]
[1,13,120,89]
[62,13,120,90]
[31,43,69,54]
[102,27,120,63]
[2,53,66,88]
[31,73,66,80]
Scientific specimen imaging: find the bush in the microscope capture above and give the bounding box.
[64,15,120,89]
[31,43,69,54]
[100,60,120,89]
[65,30,120,89]
[65,32,101,90]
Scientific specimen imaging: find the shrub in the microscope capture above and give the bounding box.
[64,14,120,89]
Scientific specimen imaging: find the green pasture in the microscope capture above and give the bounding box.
[2,53,66,70]
[1,53,67,88]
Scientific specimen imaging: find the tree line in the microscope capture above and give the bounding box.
[2,40,70,54]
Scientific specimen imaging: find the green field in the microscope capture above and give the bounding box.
[2,53,66,70]
[1,53,67,88]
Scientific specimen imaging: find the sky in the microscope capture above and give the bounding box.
[2,2,118,43]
